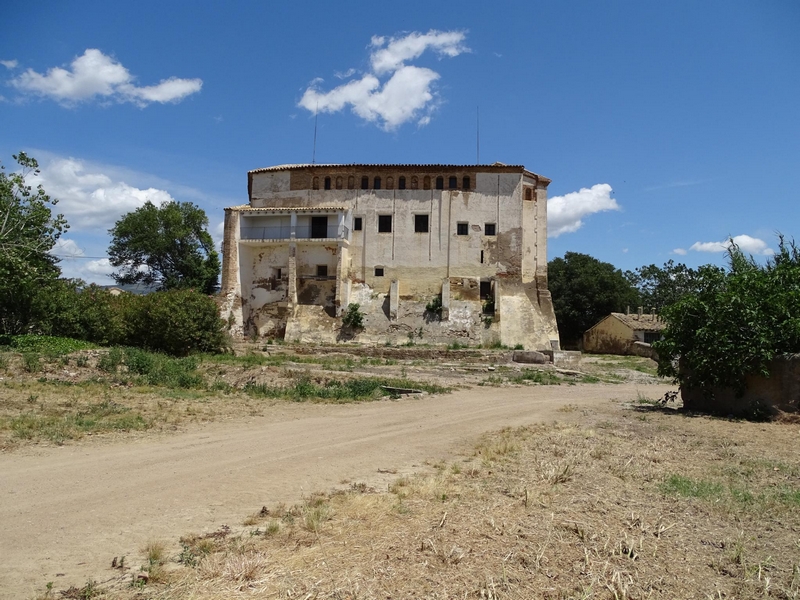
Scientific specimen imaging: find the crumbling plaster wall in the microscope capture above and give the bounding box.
[583,316,635,354]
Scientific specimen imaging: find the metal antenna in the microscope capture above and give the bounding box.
[312,102,319,164]
[476,106,480,164]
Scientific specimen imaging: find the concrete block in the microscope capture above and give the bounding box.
[512,350,547,364]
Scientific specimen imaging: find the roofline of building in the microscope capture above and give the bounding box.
[248,163,550,182]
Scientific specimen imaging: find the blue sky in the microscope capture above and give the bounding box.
[1,1,798,284]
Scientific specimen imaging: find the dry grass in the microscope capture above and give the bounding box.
[86,401,800,599]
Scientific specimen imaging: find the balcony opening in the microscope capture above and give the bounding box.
[311,216,328,238]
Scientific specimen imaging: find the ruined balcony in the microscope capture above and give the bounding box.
[240,224,350,244]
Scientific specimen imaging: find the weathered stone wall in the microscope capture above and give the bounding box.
[681,354,800,417]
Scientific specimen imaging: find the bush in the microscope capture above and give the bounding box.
[123,289,228,356]
[341,303,365,330]
[656,236,800,394]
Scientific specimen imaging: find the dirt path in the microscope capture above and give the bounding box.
[0,382,671,598]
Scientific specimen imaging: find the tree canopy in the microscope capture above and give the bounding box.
[625,260,725,311]
[548,252,639,346]
[108,200,220,294]
[655,237,800,394]
[0,152,69,334]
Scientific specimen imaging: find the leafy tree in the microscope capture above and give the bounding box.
[655,236,800,394]
[548,252,639,347]
[625,260,725,311]
[108,200,220,294]
[0,153,69,334]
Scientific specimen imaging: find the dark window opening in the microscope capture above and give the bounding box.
[480,280,495,314]
[374,267,384,277]
[353,217,362,231]
[378,215,392,233]
[398,176,406,190]
[484,223,496,236]
[324,176,331,190]
[374,176,381,190]
[644,332,662,344]
[462,176,471,190]
[276,268,282,279]
[448,176,457,189]
[480,250,484,264]
[361,176,369,190]
[524,188,533,200]
[414,214,429,233]
[316,265,328,277]
[436,176,444,190]
[311,216,328,238]
[423,176,431,190]
[457,222,469,235]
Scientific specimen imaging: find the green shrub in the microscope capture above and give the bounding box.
[98,347,124,372]
[341,303,365,330]
[425,295,442,317]
[10,335,95,355]
[22,352,41,373]
[656,236,800,394]
[125,289,229,356]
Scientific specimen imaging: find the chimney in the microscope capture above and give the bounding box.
[637,306,643,319]
[626,306,630,315]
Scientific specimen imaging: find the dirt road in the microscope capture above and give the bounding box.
[0,382,670,597]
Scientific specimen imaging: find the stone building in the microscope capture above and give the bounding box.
[220,163,560,350]
[582,310,665,357]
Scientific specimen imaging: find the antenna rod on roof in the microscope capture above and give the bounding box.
[476,105,480,164]
[312,102,318,164]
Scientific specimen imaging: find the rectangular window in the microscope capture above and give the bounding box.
[457,222,469,235]
[414,214,429,233]
[316,265,328,277]
[378,214,392,233]
[374,267,384,277]
[353,217,362,231]
[276,268,282,279]
[484,223,496,236]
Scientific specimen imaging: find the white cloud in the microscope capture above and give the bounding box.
[369,30,468,75]
[298,30,467,130]
[51,238,85,258]
[10,49,202,106]
[1,59,18,69]
[672,248,688,255]
[689,234,774,256]
[37,157,175,231]
[547,183,620,237]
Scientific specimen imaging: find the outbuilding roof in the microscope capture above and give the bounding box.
[608,312,666,332]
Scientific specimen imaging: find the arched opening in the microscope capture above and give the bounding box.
[423,176,431,190]
[324,176,331,190]
[448,176,457,189]
[386,176,394,190]
[411,176,418,190]
[335,176,343,190]
[312,176,319,190]
[462,176,471,190]
[361,176,369,190]
[348,176,355,189]
[374,176,381,190]
[436,176,444,190]
[398,176,406,190]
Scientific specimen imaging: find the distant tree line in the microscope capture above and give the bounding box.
[0,153,226,356]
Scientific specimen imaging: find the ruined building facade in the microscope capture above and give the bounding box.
[220,163,560,350]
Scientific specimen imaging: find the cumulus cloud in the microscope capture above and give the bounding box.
[37,157,175,230]
[547,183,620,238]
[298,29,467,130]
[672,248,688,255]
[1,59,18,69]
[689,235,774,256]
[51,238,85,258]
[10,49,202,106]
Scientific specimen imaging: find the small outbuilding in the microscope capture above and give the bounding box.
[583,309,665,357]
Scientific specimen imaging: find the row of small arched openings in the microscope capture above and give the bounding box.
[312,174,472,192]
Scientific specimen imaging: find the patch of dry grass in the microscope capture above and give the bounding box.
[89,402,800,599]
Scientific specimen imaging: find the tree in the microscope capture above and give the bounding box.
[625,260,725,311]
[108,200,220,294]
[548,252,639,347]
[0,152,69,334]
[655,236,800,394]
